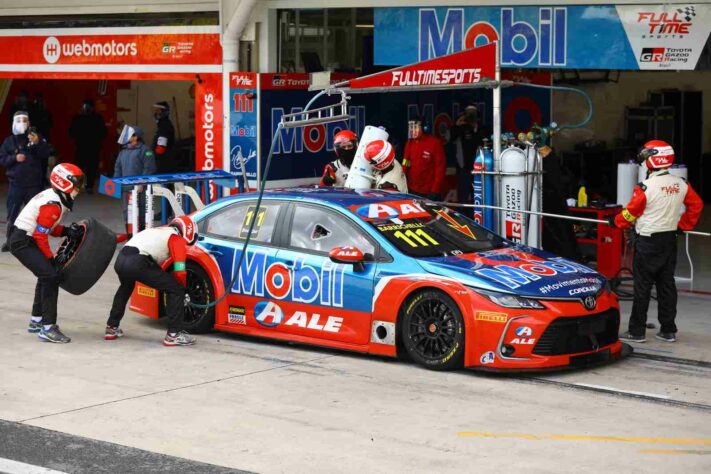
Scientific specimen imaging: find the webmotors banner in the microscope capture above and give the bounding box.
[0,28,221,66]
[374,4,711,70]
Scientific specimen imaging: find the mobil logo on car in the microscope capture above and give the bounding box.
[231,250,347,307]
[419,7,567,66]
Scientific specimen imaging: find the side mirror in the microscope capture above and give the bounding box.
[329,246,366,272]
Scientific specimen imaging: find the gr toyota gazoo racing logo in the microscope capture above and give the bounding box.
[637,6,696,37]
[640,47,665,62]
[42,36,138,64]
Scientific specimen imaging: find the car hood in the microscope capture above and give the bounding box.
[417,245,605,299]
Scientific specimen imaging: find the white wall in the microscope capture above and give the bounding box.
[552,71,711,154]
[116,80,195,144]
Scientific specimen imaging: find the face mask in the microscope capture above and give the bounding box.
[338,147,356,167]
[12,118,29,135]
[118,124,136,145]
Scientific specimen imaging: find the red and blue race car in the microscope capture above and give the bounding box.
[130,188,624,371]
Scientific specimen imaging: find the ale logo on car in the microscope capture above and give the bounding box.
[255,301,283,327]
[515,326,532,338]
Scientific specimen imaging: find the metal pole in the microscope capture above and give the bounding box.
[492,41,502,236]
[440,202,711,237]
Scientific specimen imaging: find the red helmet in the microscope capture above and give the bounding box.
[50,163,85,195]
[333,129,357,155]
[639,140,674,170]
[364,139,395,171]
[169,215,198,246]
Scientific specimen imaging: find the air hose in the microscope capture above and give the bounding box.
[188,89,330,309]
[510,81,594,130]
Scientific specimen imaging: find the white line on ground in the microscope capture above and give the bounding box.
[574,383,671,400]
[0,458,67,474]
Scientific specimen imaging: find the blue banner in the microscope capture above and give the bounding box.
[374,5,710,69]
[229,73,259,189]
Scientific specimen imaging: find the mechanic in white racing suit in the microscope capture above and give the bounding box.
[9,163,86,343]
[105,215,199,346]
[363,139,408,193]
[320,129,357,187]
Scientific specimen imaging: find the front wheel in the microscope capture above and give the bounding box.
[401,290,465,371]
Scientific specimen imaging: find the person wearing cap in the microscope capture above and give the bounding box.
[403,119,446,201]
[609,140,703,343]
[151,101,177,174]
[0,111,52,252]
[451,105,486,212]
[69,99,107,194]
[363,139,408,193]
[114,124,156,234]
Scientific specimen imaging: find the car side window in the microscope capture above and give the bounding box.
[290,205,376,256]
[205,202,281,244]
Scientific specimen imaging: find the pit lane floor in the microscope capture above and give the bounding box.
[0,191,709,473]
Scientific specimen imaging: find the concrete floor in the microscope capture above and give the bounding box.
[0,190,709,473]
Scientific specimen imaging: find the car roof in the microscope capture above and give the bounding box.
[222,187,415,209]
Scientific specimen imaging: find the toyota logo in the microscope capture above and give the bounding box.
[583,296,596,311]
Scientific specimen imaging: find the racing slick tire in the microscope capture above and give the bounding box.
[179,261,215,334]
[55,218,117,295]
[400,290,465,371]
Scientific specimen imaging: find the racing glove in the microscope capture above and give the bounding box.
[61,223,83,240]
[607,216,617,228]
[320,165,336,186]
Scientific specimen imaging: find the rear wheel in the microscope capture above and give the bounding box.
[400,290,465,371]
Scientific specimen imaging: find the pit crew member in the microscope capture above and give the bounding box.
[363,139,408,193]
[403,119,445,200]
[152,101,176,174]
[105,215,199,346]
[609,140,703,343]
[320,129,357,187]
[8,164,86,343]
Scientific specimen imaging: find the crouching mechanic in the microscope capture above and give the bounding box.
[609,140,703,343]
[320,130,357,187]
[363,139,408,193]
[9,164,86,343]
[105,216,199,346]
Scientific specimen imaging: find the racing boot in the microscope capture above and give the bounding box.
[38,325,71,343]
[28,318,43,333]
[104,326,124,341]
[163,331,196,347]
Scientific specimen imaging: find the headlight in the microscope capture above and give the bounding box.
[477,289,545,309]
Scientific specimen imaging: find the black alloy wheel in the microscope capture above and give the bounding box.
[163,262,215,333]
[401,290,465,370]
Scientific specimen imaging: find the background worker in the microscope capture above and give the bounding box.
[8,164,85,343]
[403,119,446,200]
[69,99,107,194]
[363,139,408,193]
[451,105,486,211]
[105,216,199,346]
[320,129,357,187]
[0,112,52,252]
[609,140,703,343]
[152,101,176,174]
[114,124,156,234]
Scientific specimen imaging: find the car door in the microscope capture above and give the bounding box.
[200,199,286,328]
[267,202,379,345]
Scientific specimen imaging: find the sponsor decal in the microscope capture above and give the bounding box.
[475,311,507,324]
[661,183,681,195]
[231,250,347,307]
[195,74,223,201]
[137,286,156,298]
[43,36,138,64]
[254,301,343,332]
[352,200,430,221]
[510,337,536,345]
[515,326,532,338]
[480,351,495,365]
[232,74,255,87]
[228,305,246,325]
[511,326,536,345]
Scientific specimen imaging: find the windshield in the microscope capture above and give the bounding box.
[350,199,506,257]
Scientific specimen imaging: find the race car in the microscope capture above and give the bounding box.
[130,188,625,371]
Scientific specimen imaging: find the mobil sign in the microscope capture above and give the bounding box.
[374,5,711,70]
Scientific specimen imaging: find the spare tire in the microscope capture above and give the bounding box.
[55,218,117,295]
